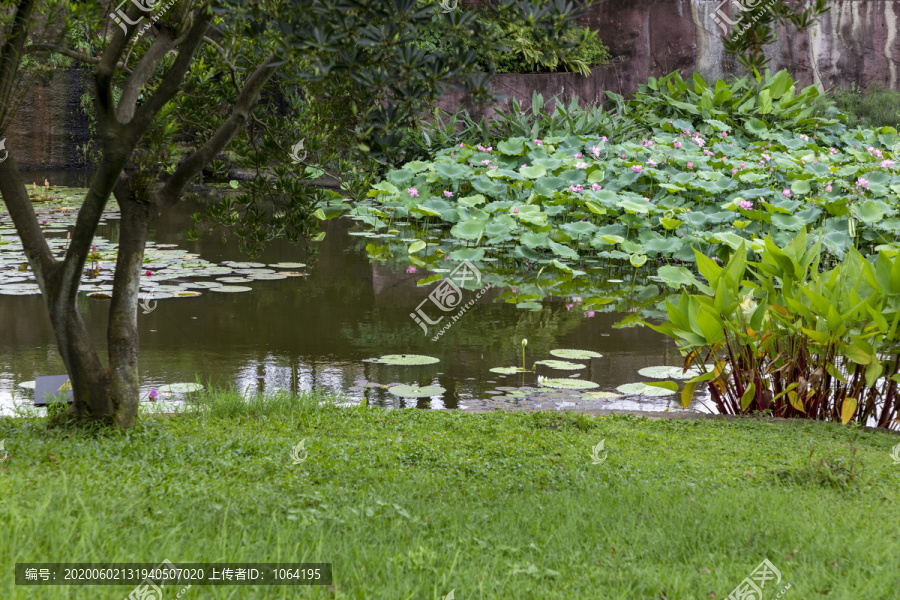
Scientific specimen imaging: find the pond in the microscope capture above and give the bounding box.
[0,172,704,416]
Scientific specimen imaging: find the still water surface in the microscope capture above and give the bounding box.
[0,172,701,416]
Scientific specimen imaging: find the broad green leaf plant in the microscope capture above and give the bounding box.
[646,229,900,429]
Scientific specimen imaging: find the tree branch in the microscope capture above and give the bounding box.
[126,11,211,144]
[24,43,130,72]
[157,54,280,205]
[0,0,36,132]
[116,25,178,122]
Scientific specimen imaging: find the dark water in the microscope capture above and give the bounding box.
[1,174,698,415]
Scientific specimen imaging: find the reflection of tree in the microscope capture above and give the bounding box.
[340,302,586,359]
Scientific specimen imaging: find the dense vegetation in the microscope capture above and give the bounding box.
[349,69,900,426]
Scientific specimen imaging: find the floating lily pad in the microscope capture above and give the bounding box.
[158,382,204,394]
[376,354,440,365]
[248,273,287,280]
[222,261,266,268]
[180,281,222,289]
[616,382,677,396]
[539,378,600,390]
[209,285,253,293]
[216,277,252,283]
[387,384,446,397]
[549,349,603,359]
[534,359,586,370]
[269,262,307,269]
[637,365,708,379]
[581,391,621,400]
[488,366,528,374]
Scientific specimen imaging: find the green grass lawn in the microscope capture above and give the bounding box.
[1,390,899,599]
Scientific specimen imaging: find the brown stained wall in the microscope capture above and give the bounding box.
[5,1,900,169]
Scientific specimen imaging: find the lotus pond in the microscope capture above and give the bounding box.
[0,173,702,417]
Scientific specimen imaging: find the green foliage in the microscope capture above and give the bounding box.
[721,0,829,72]
[414,1,609,76]
[832,84,900,131]
[646,230,900,428]
[631,69,839,133]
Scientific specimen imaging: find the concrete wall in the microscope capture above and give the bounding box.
[5,1,900,169]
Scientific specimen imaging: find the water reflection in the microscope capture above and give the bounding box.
[0,182,701,416]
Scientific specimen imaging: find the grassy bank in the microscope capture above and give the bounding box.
[1,389,899,599]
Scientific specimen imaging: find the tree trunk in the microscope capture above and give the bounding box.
[107,185,154,428]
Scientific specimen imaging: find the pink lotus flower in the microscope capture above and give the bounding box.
[574,152,583,158]
[459,143,465,148]
[829,147,838,154]
[569,184,584,193]
[799,134,809,141]
[782,189,792,197]
[648,159,657,167]
[739,200,753,209]
[444,190,454,197]
[857,177,870,189]
[481,159,491,166]
[600,136,608,142]
[565,303,574,311]
[732,168,738,175]
[584,310,596,318]
[489,165,498,170]
[758,161,765,167]
[576,162,587,169]
[673,141,682,149]
[406,266,417,273]
[145,270,153,276]
[148,389,159,401]
[591,183,602,191]
[739,161,745,169]
[881,160,895,169]
[408,187,419,197]
[512,207,519,214]
[521,164,527,168]
[693,136,706,147]
[686,162,693,170]
[589,146,601,157]
[632,165,643,173]
[572,297,583,303]
[825,184,833,192]
[534,139,543,146]
[761,153,770,161]
[720,131,728,138]
[621,153,627,159]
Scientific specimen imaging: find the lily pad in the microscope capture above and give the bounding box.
[209,285,253,293]
[269,262,307,269]
[581,391,621,400]
[549,349,603,359]
[637,365,707,379]
[376,354,440,365]
[489,367,528,374]
[387,384,446,397]
[539,378,600,390]
[616,382,677,396]
[534,359,586,370]
[158,382,204,394]
[216,277,252,283]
